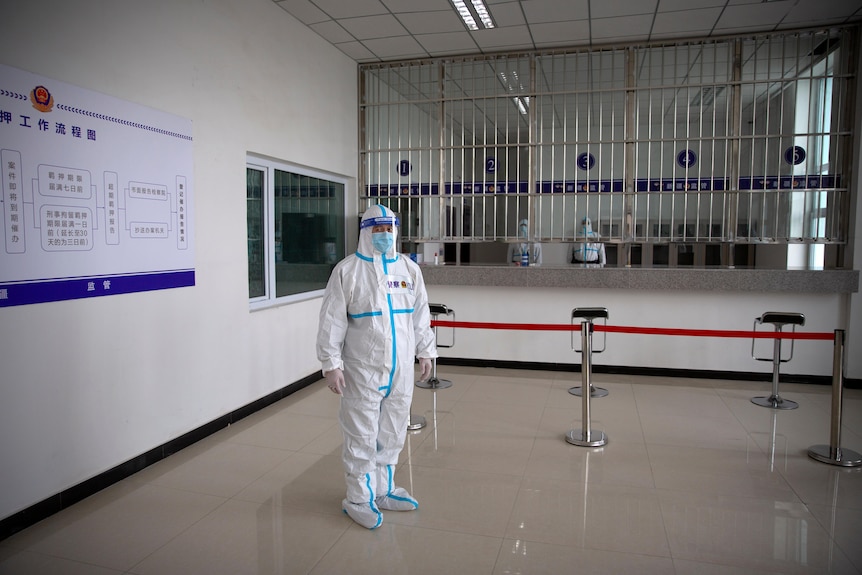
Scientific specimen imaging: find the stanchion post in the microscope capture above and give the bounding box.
[808,329,862,467]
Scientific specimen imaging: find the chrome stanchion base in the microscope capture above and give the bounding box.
[407,414,426,431]
[566,429,608,447]
[808,445,862,467]
[751,395,798,410]
[416,377,453,389]
[568,385,609,398]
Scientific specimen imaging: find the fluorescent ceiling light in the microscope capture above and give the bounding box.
[451,0,495,31]
[471,0,495,29]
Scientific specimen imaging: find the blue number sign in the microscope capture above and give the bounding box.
[784,146,805,165]
[677,149,697,168]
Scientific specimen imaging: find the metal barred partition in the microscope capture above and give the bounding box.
[359,27,856,268]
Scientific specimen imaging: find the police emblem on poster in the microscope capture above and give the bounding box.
[30,85,54,113]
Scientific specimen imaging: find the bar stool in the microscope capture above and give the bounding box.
[566,307,609,448]
[568,306,609,397]
[751,311,804,410]
[416,303,454,390]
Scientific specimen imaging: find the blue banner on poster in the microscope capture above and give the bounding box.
[0,270,195,308]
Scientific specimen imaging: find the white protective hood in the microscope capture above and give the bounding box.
[357,204,399,259]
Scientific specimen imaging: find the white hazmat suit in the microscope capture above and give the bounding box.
[317,204,437,529]
[506,219,543,265]
[569,217,606,266]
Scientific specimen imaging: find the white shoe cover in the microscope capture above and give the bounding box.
[342,499,383,529]
[376,487,418,511]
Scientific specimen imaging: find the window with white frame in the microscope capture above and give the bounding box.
[247,156,345,306]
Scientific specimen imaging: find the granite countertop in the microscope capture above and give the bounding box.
[418,264,859,293]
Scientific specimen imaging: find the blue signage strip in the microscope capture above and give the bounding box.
[0,270,195,308]
[365,175,840,197]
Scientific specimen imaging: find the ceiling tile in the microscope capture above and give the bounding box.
[335,41,378,61]
[590,0,657,19]
[783,0,862,24]
[309,20,354,43]
[416,31,482,55]
[652,29,714,42]
[522,0,590,25]
[382,0,454,11]
[472,25,534,49]
[659,0,725,10]
[340,14,409,40]
[591,14,653,40]
[652,8,722,35]
[715,3,792,30]
[310,0,389,18]
[487,2,528,27]
[398,10,465,34]
[530,21,590,47]
[274,0,330,25]
[362,35,428,59]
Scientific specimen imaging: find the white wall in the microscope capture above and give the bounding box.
[427,285,846,378]
[0,0,357,521]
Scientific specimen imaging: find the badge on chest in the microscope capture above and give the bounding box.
[384,274,414,294]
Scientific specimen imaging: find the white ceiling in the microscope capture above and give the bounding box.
[273,0,862,63]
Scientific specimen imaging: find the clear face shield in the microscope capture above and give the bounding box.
[360,213,400,253]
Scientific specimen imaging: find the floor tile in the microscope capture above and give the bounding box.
[128,499,348,575]
[3,368,861,575]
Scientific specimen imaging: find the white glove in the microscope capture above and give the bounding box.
[325,368,345,395]
[418,357,433,381]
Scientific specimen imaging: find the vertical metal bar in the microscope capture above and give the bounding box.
[625,47,635,262]
[438,60,446,245]
[728,39,742,266]
[529,54,537,233]
[598,49,605,237]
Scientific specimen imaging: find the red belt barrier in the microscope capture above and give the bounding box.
[430,319,834,340]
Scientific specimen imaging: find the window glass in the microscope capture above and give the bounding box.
[247,157,345,306]
[247,167,265,299]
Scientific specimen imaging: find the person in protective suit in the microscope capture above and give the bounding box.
[506,219,543,265]
[568,216,606,266]
[316,204,436,529]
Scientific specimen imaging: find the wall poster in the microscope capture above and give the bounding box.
[0,64,194,307]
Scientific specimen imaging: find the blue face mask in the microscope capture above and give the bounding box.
[371,231,394,253]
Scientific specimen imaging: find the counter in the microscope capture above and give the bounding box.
[419,264,859,293]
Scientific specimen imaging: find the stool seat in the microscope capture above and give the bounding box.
[759,312,805,326]
[429,303,453,316]
[572,307,609,321]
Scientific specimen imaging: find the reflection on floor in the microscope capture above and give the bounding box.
[1,366,861,574]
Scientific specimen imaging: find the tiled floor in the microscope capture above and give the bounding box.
[2,366,861,574]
